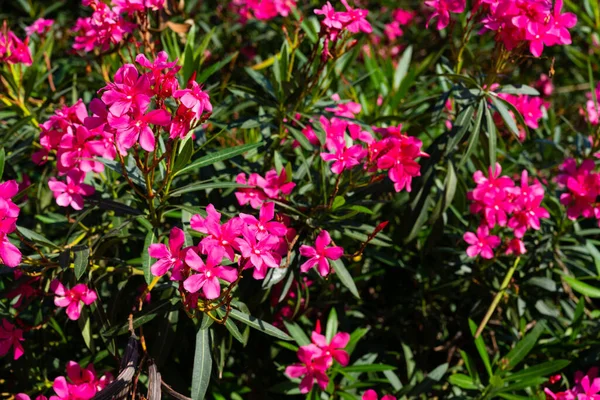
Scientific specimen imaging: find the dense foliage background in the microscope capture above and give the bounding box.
[2,0,600,399]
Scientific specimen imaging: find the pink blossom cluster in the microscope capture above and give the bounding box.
[299,230,343,276]
[314,0,372,60]
[51,280,98,321]
[72,2,136,52]
[580,82,600,125]
[235,168,295,209]
[0,180,22,268]
[557,158,600,224]
[362,390,397,400]
[0,24,33,66]
[149,202,294,301]
[384,9,415,42]
[90,51,211,154]
[0,318,24,360]
[311,113,427,192]
[285,324,350,393]
[464,163,549,259]
[229,0,296,23]
[479,0,577,57]
[545,367,600,399]
[34,100,103,210]
[25,18,54,36]
[17,361,113,400]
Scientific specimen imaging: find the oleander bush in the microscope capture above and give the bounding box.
[2,0,600,399]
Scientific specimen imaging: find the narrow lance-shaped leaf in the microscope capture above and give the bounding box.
[191,327,212,400]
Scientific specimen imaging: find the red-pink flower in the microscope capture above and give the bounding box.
[545,368,600,400]
[109,107,171,154]
[285,344,330,394]
[239,202,287,239]
[51,280,98,321]
[362,390,397,400]
[314,2,348,29]
[0,318,24,360]
[340,0,372,34]
[48,170,95,210]
[375,134,427,192]
[425,0,465,30]
[311,329,350,367]
[299,230,344,276]
[183,249,238,299]
[463,225,500,259]
[321,140,366,174]
[0,28,32,65]
[25,18,54,36]
[235,173,268,209]
[57,125,106,174]
[173,80,212,120]
[235,225,281,279]
[263,168,296,199]
[100,64,152,118]
[49,361,112,400]
[72,3,135,52]
[191,205,243,261]
[507,170,549,238]
[148,227,186,277]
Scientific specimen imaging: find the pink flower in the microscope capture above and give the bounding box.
[263,168,296,199]
[311,329,350,366]
[362,390,397,400]
[191,205,242,261]
[109,107,171,154]
[48,170,95,210]
[183,249,238,299]
[285,344,330,394]
[148,227,186,277]
[0,234,21,268]
[51,280,97,320]
[506,170,549,238]
[0,28,32,65]
[72,3,135,52]
[57,125,106,174]
[339,0,372,34]
[49,361,112,400]
[299,230,344,276]
[545,368,600,400]
[548,0,577,45]
[424,0,465,30]
[239,202,287,239]
[375,134,427,192]
[235,225,281,279]
[0,319,24,360]
[100,64,152,118]
[235,173,268,209]
[314,2,348,29]
[25,18,54,36]
[321,140,366,174]
[173,80,212,120]
[505,238,526,255]
[463,225,500,259]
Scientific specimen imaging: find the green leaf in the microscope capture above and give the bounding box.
[326,308,338,343]
[226,308,292,341]
[176,142,263,176]
[343,364,396,372]
[169,182,245,197]
[393,46,412,92]
[283,321,311,346]
[448,374,478,390]
[174,139,194,173]
[331,258,360,299]
[17,226,60,250]
[562,275,600,298]
[485,104,497,167]
[142,231,156,285]
[503,322,545,370]
[586,240,600,276]
[459,99,485,167]
[0,147,5,180]
[446,105,475,153]
[505,360,570,382]
[332,196,345,210]
[196,52,238,83]
[191,327,212,400]
[182,25,196,83]
[499,85,540,96]
[491,96,520,140]
[216,309,245,345]
[469,319,492,377]
[78,307,93,351]
[74,246,90,281]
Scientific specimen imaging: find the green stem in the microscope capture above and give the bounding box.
[474,256,521,339]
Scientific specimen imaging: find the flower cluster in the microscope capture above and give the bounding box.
[545,367,600,399]
[51,280,98,321]
[557,158,600,224]
[479,0,577,57]
[25,18,54,36]
[314,114,428,193]
[235,168,295,209]
[229,0,296,23]
[149,202,294,301]
[299,230,343,276]
[72,1,136,52]
[315,0,372,60]
[285,324,350,393]
[17,361,113,400]
[0,23,33,66]
[0,180,22,268]
[464,163,549,258]
[0,318,24,360]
